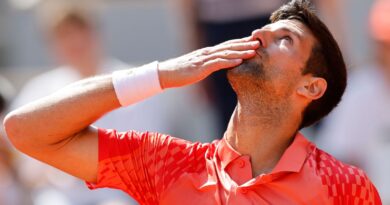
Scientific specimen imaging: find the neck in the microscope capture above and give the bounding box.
[225,102,300,177]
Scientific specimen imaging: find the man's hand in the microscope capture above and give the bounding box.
[158,37,259,89]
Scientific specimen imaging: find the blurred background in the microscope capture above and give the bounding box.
[0,0,389,204]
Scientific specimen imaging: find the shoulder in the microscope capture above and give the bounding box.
[308,148,368,184]
[307,147,381,204]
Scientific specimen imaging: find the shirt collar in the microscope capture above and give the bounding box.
[217,137,242,169]
[217,132,311,173]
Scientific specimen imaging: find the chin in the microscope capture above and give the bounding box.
[227,59,268,92]
[228,60,264,77]
[227,61,254,87]
[228,63,248,74]
[226,64,242,82]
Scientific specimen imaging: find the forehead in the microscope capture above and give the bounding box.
[264,19,314,39]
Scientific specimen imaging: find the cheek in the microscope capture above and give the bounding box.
[267,62,302,96]
[268,56,304,83]
[277,72,302,97]
[267,44,300,68]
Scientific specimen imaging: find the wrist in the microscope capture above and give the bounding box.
[112,61,163,107]
[157,61,173,89]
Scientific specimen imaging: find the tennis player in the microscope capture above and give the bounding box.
[3,0,382,204]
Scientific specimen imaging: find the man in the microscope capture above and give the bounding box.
[3,0,382,204]
[317,0,390,203]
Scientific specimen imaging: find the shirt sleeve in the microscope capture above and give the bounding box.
[86,128,210,204]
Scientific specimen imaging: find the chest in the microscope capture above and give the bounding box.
[158,159,328,205]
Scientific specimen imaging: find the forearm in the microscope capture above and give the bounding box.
[4,75,119,147]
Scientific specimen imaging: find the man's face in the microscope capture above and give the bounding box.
[51,22,97,66]
[228,19,316,103]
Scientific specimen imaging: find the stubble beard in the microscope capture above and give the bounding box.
[226,57,268,97]
[227,56,291,126]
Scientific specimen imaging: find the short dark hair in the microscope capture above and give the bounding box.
[56,12,93,30]
[37,1,96,32]
[270,0,347,128]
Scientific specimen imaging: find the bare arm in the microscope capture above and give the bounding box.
[4,75,117,182]
[3,38,259,183]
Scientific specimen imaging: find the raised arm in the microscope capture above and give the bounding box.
[3,37,259,183]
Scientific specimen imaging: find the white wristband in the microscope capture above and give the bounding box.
[112,61,163,107]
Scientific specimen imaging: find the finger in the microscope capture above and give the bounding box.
[202,58,243,73]
[220,36,254,45]
[204,50,256,61]
[209,41,259,54]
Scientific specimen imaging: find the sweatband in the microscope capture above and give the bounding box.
[112,61,163,107]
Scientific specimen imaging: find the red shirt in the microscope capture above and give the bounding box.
[87,129,382,205]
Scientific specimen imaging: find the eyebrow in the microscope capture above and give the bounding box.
[261,24,304,42]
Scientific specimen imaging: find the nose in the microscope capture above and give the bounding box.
[251,29,269,48]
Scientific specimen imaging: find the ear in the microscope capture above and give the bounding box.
[296,77,327,100]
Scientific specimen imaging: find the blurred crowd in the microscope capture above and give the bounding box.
[0,0,389,204]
